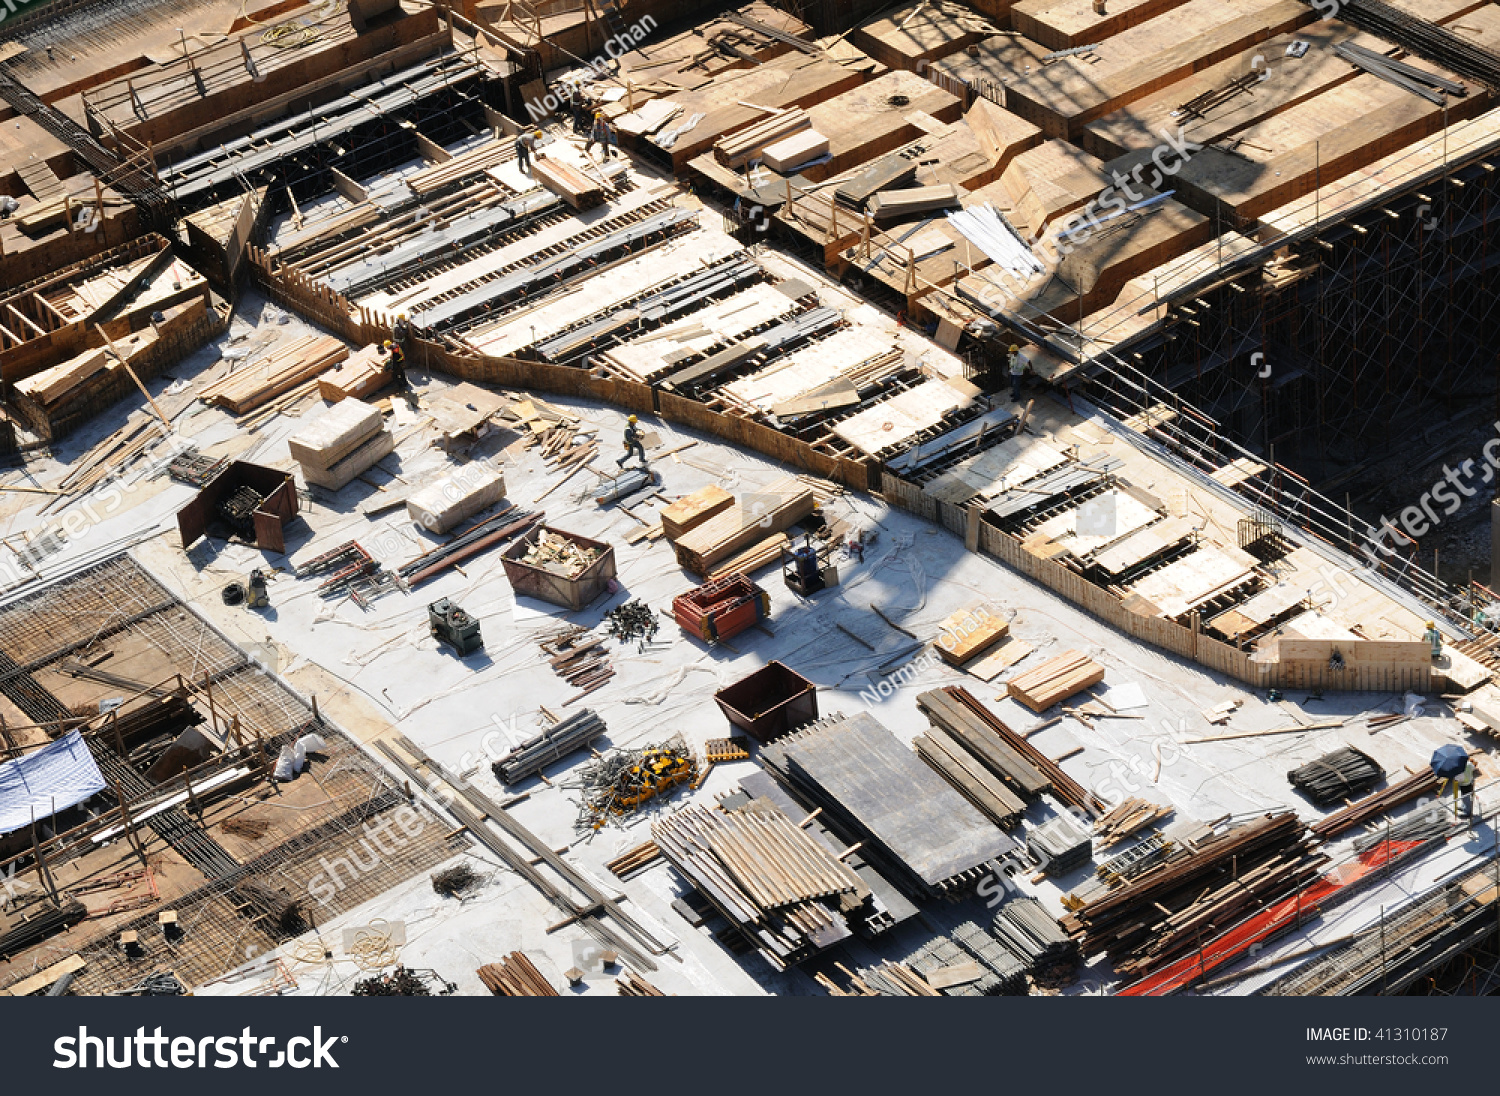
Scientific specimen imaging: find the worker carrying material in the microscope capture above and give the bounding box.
[587,112,617,160]
[1008,344,1025,402]
[517,129,540,173]
[1424,620,1443,660]
[617,414,647,468]
[1432,744,1477,821]
[383,340,408,391]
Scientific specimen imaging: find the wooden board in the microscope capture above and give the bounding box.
[963,637,1034,682]
[1125,545,1258,619]
[936,605,1009,666]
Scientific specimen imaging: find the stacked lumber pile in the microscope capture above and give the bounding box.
[605,840,662,880]
[760,129,830,172]
[760,712,1017,899]
[616,970,667,996]
[934,605,1008,667]
[1310,767,1442,839]
[715,108,811,168]
[920,687,1105,814]
[476,953,560,996]
[862,921,1029,996]
[867,184,962,220]
[916,688,1049,800]
[707,531,789,581]
[1005,649,1104,712]
[1288,748,1384,808]
[672,476,814,575]
[317,344,392,402]
[1093,797,1174,848]
[1061,812,1324,977]
[490,709,607,784]
[200,335,349,414]
[653,802,872,969]
[660,484,735,540]
[288,398,394,491]
[539,625,614,701]
[407,139,513,196]
[991,896,1078,976]
[406,464,507,533]
[1028,814,1093,876]
[913,726,1026,827]
[14,347,111,410]
[531,157,605,210]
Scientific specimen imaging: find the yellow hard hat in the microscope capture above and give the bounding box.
[1009,344,1019,352]
[383,340,393,348]
[533,130,543,139]
[397,314,407,321]
[1427,621,1437,629]
[628,414,638,424]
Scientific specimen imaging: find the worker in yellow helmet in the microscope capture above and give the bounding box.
[1008,343,1025,403]
[1425,620,1443,660]
[618,413,646,469]
[383,339,408,391]
[587,111,617,161]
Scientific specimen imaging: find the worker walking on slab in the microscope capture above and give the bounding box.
[1425,620,1444,660]
[587,112,617,160]
[617,414,647,469]
[570,87,591,134]
[1451,759,1478,820]
[1008,344,1025,402]
[517,129,540,174]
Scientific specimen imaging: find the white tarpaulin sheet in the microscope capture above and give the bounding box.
[0,730,106,836]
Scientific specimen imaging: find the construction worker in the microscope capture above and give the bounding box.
[516,129,540,173]
[570,87,591,134]
[383,339,408,391]
[587,111,617,160]
[392,313,411,349]
[617,414,647,469]
[1450,758,1478,820]
[1425,620,1443,660]
[1008,344,1025,402]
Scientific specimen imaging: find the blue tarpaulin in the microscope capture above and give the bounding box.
[0,730,106,836]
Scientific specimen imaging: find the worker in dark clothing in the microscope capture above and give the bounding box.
[587,112,617,160]
[516,129,540,173]
[617,414,647,468]
[384,340,409,392]
[392,313,411,350]
[570,88,591,134]
[1008,344,1025,402]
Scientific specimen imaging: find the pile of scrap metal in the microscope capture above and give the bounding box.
[296,541,396,609]
[604,599,659,648]
[653,802,873,969]
[573,738,696,831]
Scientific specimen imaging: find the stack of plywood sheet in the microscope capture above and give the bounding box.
[200,335,348,414]
[715,108,811,169]
[531,158,604,210]
[407,464,507,534]
[934,605,1009,667]
[13,347,111,409]
[1006,649,1104,712]
[289,398,394,491]
[660,485,736,541]
[760,129,830,172]
[868,184,962,220]
[671,477,814,575]
[317,344,393,402]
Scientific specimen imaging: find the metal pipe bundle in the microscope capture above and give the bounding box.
[1289,747,1385,808]
[490,709,606,785]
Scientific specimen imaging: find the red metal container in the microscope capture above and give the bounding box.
[672,573,770,643]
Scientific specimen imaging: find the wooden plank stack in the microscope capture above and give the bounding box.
[531,157,605,210]
[760,128,830,172]
[616,970,667,996]
[1093,797,1175,848]
[653,802,871,969]
[288,398,394,491]
[605,841,662,880]
[759,712,1018,900]
[1309,768,1442,840]
[200,334,349,414]
[1005,649,1104,712]
[406,465,507,533]
[867,184,962,219]
[715,107,812,169]
[476,953,560,996]
[1061,812,1323,977]
[913,726,1026,827]
[14,347,111,409]
[672,476,814,575]
[407,139,514,196]
[317,344,392,402]
[934,605,1008,667]
[660,484,735,540]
